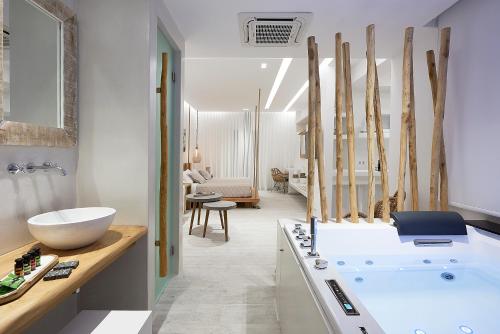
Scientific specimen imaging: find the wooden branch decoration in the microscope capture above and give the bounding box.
[255,89,262,191]
[430,27,451,210]
[365,24,376,223]
[397,27,413,212]
[374,66,390,221]
[306,37,317,224]
[426,50,449,211]
[313,43,329,223]
[342,42,359,223]
[408,36,419,211]
[253,105,257,189]
[335,33,344,223]
[158,52,168,277]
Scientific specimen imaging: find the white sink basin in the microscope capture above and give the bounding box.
[28,207,116,250]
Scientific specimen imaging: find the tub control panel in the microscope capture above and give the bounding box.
[325,280,360,316]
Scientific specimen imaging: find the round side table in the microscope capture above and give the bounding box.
[202,201,237,241]
[186,193,222,235]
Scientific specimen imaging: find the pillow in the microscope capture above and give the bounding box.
[199,169,212,180]
[190,170,207,184]
[182,169,193,183]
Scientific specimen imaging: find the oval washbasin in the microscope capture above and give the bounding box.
[28,207,116,250]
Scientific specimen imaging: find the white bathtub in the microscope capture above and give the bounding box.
[276,218,500,334]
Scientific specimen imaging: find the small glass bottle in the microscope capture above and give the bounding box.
[28,250,36,271]
[15,258,24,276]
[32,247,41,267]
[22,254,31,275]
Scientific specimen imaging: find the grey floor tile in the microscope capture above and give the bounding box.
[153,191,306,334]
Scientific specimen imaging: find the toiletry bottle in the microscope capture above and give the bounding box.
[28,251,36,271]
[22,254,31,275]
[15,258,24,276]
[32,247,41,267]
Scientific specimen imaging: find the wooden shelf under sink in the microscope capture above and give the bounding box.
[0,225,147,334]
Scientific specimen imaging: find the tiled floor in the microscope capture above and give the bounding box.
[153,191,307,334]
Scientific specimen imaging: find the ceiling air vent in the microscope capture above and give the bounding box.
[238,12,312,47]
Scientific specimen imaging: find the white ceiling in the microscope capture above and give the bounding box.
[164,0,458,58]
[173,0,459,112]
[186,57,310,112]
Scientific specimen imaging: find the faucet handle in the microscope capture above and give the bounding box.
[7,163,24,175]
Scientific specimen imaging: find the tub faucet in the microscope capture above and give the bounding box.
[308,216,319,257]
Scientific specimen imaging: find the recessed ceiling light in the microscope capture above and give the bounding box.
[261,63,268,69]
[265,58,292,110]
[282,58,332,112]
[242,108,249,111]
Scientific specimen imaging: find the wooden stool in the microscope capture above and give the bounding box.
[186,193,222,235]
[202,201,236,241]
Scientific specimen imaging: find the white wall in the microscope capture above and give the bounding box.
[0,0,77,256]
[436,0,500,221]
[76,0,151,307]
[78,0,185,307]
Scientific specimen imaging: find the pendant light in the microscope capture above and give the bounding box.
[192,110,202,163]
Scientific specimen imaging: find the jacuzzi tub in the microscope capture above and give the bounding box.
[276,218,500,334]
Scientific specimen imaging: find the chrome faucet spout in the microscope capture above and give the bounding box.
[24,162,67,176]
[309,216,318,257]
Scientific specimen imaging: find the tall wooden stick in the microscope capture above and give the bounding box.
[313,43,329,223]
[408,38,419,211]
[158,52,168,277]
[253,105,257,189]
[430,27,451,210]
[306,37,317,224]
[365,25,376,223]
[335,33,344,223]
[374,67,390,222]
[187,106,191,164]
[342,42,359,223]
[426,50,449,211]
[397,27,413,211]
[255,89,262,191]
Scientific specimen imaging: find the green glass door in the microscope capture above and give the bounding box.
[155,28,176,298]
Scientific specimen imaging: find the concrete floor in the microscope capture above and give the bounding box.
[153,191,306,334]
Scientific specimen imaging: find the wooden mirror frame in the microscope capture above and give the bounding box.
[0,0,77,147]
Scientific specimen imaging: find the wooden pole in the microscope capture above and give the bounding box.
[253,105,257,190]
[306,37,317,224]
[313,43,329,223]
[0,1,3,119]
[365,24,376,223]
[158,52,168,277]
[255,89,262,192]
[430,27,451,210]
[374,67,390,221]
[335,33,344,223]
[397,27,413,212]
[407,34,419,211]
[342,42,359,223]
[426,50,449,211]
[187,106,191,164]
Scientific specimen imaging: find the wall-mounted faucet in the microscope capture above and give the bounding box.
[7,162,67,176]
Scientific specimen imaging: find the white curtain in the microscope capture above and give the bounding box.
[191,111,298,190]
[257,112,299,190]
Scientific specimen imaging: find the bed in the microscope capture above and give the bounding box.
[191,177,260,206]
[192,178,252,197]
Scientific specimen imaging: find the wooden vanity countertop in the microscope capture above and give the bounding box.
[0,225,147,334]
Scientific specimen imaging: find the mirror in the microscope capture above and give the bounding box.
[3,0,62,128]
[0,0,77,147]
